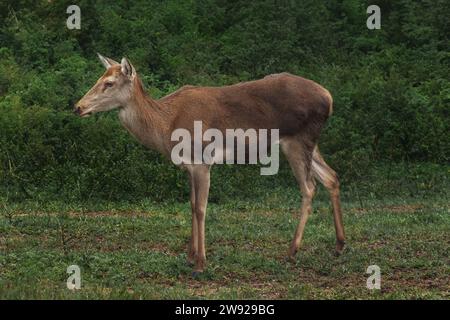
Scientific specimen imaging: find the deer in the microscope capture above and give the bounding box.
[74,53,346,276]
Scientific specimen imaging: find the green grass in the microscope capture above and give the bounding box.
[0,187,449,299]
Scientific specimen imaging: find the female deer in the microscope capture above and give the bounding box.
[75,54,345,275]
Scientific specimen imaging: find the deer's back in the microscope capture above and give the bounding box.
[162,73,332,138]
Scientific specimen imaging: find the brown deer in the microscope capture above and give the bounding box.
[75,54,345,275]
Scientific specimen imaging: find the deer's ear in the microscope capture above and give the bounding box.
[120,57,136,79]
[97,53,118,69]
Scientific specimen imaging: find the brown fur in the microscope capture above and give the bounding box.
[75,57,345,274]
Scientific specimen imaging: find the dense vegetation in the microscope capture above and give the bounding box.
[0,0,448,203]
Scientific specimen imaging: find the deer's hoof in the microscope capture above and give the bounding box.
[286,255,297,263]
[335,241,346,256]
[192,271,203,278]
[287,246,298,262]
[186,258,195,267]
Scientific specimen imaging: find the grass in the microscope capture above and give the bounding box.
[0,186,449,299]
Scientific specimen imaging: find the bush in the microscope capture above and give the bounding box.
[0,0,448,202]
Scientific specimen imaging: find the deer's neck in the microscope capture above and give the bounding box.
[118,78,170,156]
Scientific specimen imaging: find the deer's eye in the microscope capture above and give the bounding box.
[104,81,114,88]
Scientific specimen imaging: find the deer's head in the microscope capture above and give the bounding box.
[74,53,136,117]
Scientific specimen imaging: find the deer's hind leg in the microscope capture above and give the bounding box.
[281,138,316,260]
[311,148,345,254]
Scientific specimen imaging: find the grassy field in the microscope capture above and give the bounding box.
[1,184,448,300]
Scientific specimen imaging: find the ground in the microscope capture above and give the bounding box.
[0,188,448,299]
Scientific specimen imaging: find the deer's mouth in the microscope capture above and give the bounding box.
[74,106,94,117]
[74,106,91,117]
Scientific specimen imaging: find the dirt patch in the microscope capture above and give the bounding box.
[10,211,156,218]
[384,204,425,213]
[350,204,425,214]
[182,278,287,299]
[382,269,450,294]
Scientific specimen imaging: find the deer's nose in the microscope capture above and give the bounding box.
[73,106,82,115]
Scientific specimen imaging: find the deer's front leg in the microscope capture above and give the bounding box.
[192,165,210,275]
[187,173,197,265]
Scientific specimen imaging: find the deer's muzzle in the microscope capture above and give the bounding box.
[73,106,82,115]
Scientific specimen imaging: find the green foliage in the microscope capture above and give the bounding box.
[0,0,448,202]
